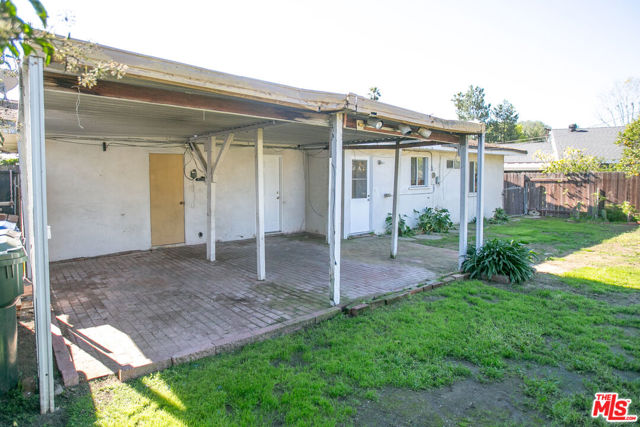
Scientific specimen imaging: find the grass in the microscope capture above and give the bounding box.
[52,280,637,426]
[416,217,636,258]
[2,218,639,426]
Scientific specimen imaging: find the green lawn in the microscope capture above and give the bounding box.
[3,219,639,426]
[415,217,636,259]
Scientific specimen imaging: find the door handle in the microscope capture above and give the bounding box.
[179,201,185,205]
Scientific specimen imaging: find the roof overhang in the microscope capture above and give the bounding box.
[9,36,486,153]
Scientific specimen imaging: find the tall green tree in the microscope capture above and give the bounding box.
[452,85,491,123]
[518,120,549,140]
[487,100,520,143]
[616,116,640,176]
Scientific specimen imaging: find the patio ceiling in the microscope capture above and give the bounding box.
[43,88,416,147]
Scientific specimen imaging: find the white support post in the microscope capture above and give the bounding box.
[475,133,486,251]
[328,113,343,305]
[205,136,216,261]
[20,57,54,413]
[458,135,469,270]
[255,128,266,281]
[390,141,401,259]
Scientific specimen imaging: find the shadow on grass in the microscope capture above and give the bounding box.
[0,320,98,426]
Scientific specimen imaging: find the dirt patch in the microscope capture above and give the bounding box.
[510,361,589,395]
[354,377,546,426]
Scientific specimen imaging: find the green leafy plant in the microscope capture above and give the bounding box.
[615,116,640,176]
[604,201,639,222]
[384,213,414,236]
[413,207,453,233]
[462,239,537,284]
[536,147,610,173]
[487,208,509,224]
[0,0,54,65]
[606,201,639,222]
[0,157,17,165]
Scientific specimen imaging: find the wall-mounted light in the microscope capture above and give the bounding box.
[417,128,432,139]
[397,124,412,135]
[366,118,383,129]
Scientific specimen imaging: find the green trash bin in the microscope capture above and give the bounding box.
[0,235,27,395]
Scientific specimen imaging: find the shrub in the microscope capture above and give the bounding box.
[604,201,639,222]
[488,208,509,224]
[384,213,414,236]
[413,207,453,233]
[462,239,537,284]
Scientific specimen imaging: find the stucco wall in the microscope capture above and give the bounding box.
[305,148,505,237]
[46,140,305,261]
[304,150,329,235]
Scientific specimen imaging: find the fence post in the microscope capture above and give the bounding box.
[523,176,529,215]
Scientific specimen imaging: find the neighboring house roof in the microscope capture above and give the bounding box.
[501,140,553,162]
[503,125,625,171]
[552,126,625,162]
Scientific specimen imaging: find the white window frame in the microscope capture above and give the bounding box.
[469,160,478,193]
[410,157,429,187]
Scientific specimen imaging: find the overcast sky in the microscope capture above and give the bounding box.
[15,0,640,129]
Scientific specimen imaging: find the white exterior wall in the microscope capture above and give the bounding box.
[46,140,305,261]
[306,148,504,237]
[304,150,329,235]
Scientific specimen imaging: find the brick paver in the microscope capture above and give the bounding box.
[50,234,457,379]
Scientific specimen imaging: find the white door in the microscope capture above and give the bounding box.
[264,155,281,233]
[350,158,371,234]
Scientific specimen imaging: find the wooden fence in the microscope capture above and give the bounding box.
[503,172,640,216]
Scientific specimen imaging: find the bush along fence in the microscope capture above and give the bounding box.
[503,171,640,220]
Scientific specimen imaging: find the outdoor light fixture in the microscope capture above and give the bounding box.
[417,128,432,138]
[366,118,384,129]
[397,124,413,135]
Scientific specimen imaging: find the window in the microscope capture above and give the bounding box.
[351,159,368,199]
[446,159,460,169]
[469,161,478,193]
[410,157,428,186]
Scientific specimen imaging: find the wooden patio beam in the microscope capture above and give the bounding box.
[344,116,460,144]
[43,72,330,127]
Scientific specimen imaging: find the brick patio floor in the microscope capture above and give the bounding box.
[50,234,458,380]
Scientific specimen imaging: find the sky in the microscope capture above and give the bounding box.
[14,0,640,129]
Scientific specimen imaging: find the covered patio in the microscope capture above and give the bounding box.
[50,234,457,380]
[17,38,486,412]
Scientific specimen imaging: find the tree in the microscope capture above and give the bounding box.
[487,100,520,143]
[451,85,491,123]
[0,0,54,65]
[536,147,608,174]
[615,116,640,176]
[598,77,640,126]
[368,86,381,101]
[518,120,549,141]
